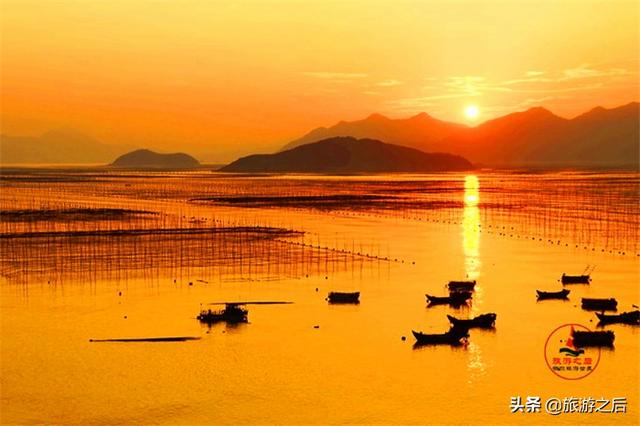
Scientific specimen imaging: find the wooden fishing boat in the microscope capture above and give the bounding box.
[572,330,615,347]
[327,291,360,304]
[596,310,640,325]
[198,300,292,324]
[581,297,617,311]
[412,327,469,345]
[447,313,496,329]
[561,273,591,284]
[197,303,248,324]
[448,280,476,291]
[536,289,570,300]
[425,291,472,306]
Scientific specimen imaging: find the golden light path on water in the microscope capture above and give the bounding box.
[463,175,481,282]
[463,175,486,381]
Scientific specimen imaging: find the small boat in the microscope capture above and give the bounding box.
[536,289,570,300]
[581,297,617,311]
[448,280,476,291]
[426,291,472,306]
[447,313,496,329]
[197,303,248,324]
[572,330,615,347]
[412,327,469,346]
[561,273,591,284]
[596,310,640,325]
[327,291,360,304]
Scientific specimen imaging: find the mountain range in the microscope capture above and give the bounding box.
[1,102,637,168]
[221,137,472,173]
[0,129,133,165]
[284,102,639,167]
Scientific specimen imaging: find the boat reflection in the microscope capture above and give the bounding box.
[201,320,248,333]
[412,341,469,351]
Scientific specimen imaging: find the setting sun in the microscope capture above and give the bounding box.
[464,105,480,120]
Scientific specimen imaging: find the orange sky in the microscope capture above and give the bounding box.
[1,0,638,160]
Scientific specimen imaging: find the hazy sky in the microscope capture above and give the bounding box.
[1,0,638,159]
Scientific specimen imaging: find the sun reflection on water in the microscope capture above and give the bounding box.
[463,175,481,281]
[463,175,486,379]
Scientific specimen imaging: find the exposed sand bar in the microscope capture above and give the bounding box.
[89,337,201,343]
[207,301,294,305]
[0,226,303,240]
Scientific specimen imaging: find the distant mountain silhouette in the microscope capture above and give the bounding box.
[283,102,639,167]
[441,103,639,166]
[111,149,200,169]
[221,137,472,173]
[0,129,132,164]
[283,112,464,152]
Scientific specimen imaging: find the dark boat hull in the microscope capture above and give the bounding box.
[426,291,472,306]
[327,291,360,304]
[447,280,476,291]
[536,289,570,300]
[197,306,248,324]
[561,274,590,284]
[447,313,496,329]
[581,298,617,311]
[412,329,468,345]
[573,330,615,347]
[596,310,640,325]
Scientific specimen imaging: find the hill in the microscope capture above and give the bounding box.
[110,149,200,169]
[282,112,464,152]
[221,137,472,173]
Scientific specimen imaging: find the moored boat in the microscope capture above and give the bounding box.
[581,297,617,311]
[327,291,360,304]
[447,313,496,329]
[197,303,248,324]
[412,327,469,345]
[536,289,570,300]
[572,330,615,347]
[561,273,591,284]
[448,280,476,291]
[596,310,640,325]
[426,291,472,306]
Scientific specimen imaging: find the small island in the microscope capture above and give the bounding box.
[110,149,200,169]
[220,136,473,173]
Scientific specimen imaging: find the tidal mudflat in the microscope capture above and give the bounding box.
[1,169,638,424]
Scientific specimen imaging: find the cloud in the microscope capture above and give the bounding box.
[301,72,368,80]
[385,63,636,114]
[511,83,605,94]
[444,76,512,95]
[375,79,402,87]
[387,76,506,112]
[503,76,553,85]
[561,64,631,80]
[504,65,632,86]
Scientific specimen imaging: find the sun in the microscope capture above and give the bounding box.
[464,105,480,120]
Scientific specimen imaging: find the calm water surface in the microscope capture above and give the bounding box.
[1,171,638,425]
